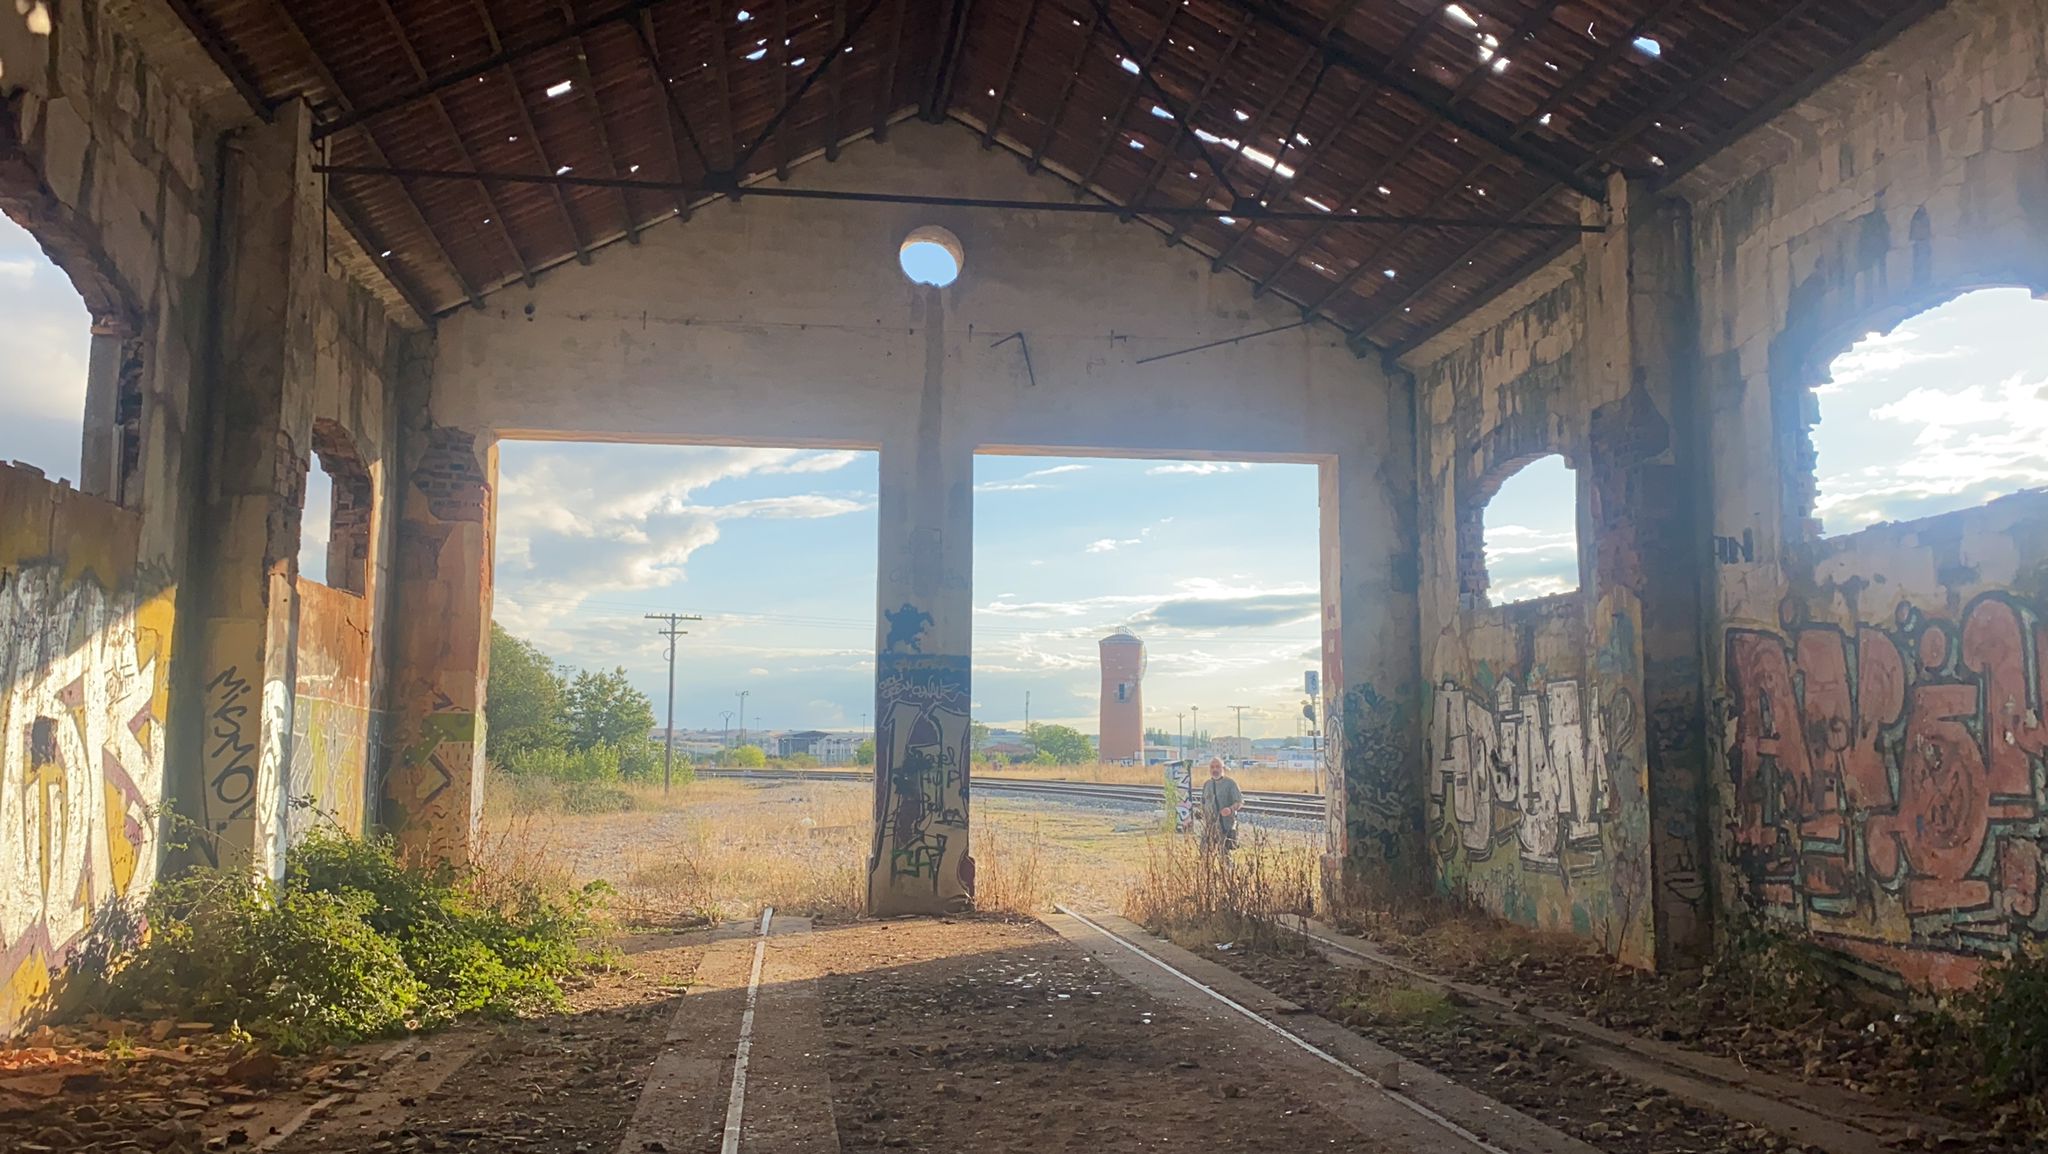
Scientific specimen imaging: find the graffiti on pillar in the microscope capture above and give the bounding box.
[1430,675,1613,875]
[387,691,477,822]
[1721,592,2048,987]
[0,505,170,1031]
[1320,606,1345,859]
[883,603,933,653]
[870,652,972,906]
[1342,683,1421,871]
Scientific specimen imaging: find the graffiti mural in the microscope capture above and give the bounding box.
[1431,676,1613,875]
[0,475,171,1032]
[288,581,374,838]
[1722,593,2048,987]
[869,652,973,912]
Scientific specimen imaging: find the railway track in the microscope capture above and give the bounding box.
[696,767,1327,820]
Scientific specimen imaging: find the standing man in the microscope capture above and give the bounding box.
[1200,757,1244,855]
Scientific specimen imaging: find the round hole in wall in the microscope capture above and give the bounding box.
[899,226,963,287]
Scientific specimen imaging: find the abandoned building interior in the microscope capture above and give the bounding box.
[3,0,2048,1133]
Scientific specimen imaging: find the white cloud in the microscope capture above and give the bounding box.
[1086,537,1140,553]
[1146,461,1252,476]
[762,450,863,474]
[974,480,1045,493]
[1020,463,1089,479]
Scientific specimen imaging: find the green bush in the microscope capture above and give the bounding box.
[1966,945,2048,1099]
[97,831,605,1051]
[505,742,624,783]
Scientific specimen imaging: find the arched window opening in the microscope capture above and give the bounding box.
[1814,287,2048,536]
[301,419,373,594]
[0,209,92,487]
[1472,454,1580,606]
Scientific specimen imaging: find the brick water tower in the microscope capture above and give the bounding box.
[1098,629,1146,762]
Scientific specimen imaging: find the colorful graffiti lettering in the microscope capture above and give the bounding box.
[870,651,972,911]
[1723,593,2048,987]
[1431,676,1613,875]
[1,565,168,1031]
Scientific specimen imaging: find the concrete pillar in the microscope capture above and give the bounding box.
[1323,392,1427,904]
[867,288,974,916]
[186,102,323,877]
[380,366,495,864]
[1581,174,1711,968]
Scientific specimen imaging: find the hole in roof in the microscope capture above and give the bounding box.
[555,165,572,175]
[1218,215,1237,224]
[737,8,753,21]
[744,47,767,60]
[790,56,806,67]
[1303,196,1332,212]
[1538,112,1552,126]
[1633,36,1662,57]
[1377,185,1391,196]
[1233,109,1249,121]
[1383,269,1397,278]
[545,79,572,97]
[899,226,963,287]
[1128,139,1144,150]
[1649,155,1665,167]
[1119,57,1140,74]
[1445,4,1478,28]
[1294,133,1311,146]
[1150,105,1172,119]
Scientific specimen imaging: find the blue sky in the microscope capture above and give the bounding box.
[4,210,2045,736]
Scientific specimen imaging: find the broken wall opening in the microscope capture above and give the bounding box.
[489,440,879,784]
[1465,453,1581,608]
[970,452,1326,785]
[1809,287,2048,538]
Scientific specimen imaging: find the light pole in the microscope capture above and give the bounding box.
[736,689,750,741]
[1190,705,1199,757]
[1176,712,1185,762]
[1231,705,1249,739]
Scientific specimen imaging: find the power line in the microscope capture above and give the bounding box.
[645,612,702,793]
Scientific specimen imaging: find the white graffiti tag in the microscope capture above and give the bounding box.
[1432,677,1609,872]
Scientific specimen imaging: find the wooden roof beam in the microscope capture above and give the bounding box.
[552,0,642,240]
[981,0,1042,148]
[1125,9,1257,221]
[471,0,594,265]
[1077,1,1184,196]
[922,0,974,123]
[264,0,485,309]
[369,0,536,287]
[634,9,706,221]
[826,0,848,160]
[1161,0,1357,247]
[1026,2,1100,174]
[1216,0,1606,200]
[873,0,908,141]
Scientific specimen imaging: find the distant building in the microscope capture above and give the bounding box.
[815,733,864,765]
[1098,630,1146,762]
[1212,735,1253,760]
[778,730,833,758]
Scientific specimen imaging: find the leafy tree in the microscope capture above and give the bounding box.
[968,721,990,753]
[855,738,875,766]
[732,744,767,768]
[1031,723,1094,765]
[562,666,657,779]
[486,624,565,760]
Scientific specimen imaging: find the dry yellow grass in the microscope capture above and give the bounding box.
[1122,826,1321,951]
[491,777,1063,924]
[980,760,1319,794]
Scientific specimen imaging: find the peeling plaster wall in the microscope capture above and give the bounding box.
[0,467,169,1031]
[1684,0,2048,991]
[1408,258,1659,959]
[2,1,408,1028]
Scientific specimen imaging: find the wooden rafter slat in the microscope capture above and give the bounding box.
[472,0,594,265]
[827,0,848,160]
[636,8,700,220]
[552,0,642,241]
[923,0,975,123]
[162,0,273,119]
[710,0,737,167]
[1077,0,1182,194]
[1162,0,1358,246]
[1217,0,1606,199]
[369,0,535,287]
[874,0,907,141]
[981,0,1041,148]
[775,0,792,178]
[1371,0,1844,349]
[1276,0,1572,310]
[326,192,436,325]
[264,0,485,309]
[1121,6,1256,219]
[1027,2,1100,174]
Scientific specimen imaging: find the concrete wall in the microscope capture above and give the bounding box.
[427,122,1423,908]
[1682,0,2048,991]
[1404,0,2048,986]
[0,467,169,1028]
[1,1,410,1029]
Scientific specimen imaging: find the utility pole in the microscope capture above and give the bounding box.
[720,710,735,755]
[1230,705,1249,739]
[645,612,702,794]
[736,689,750,740]
[1190,705,1199,756]
[1176,711,1185,762]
